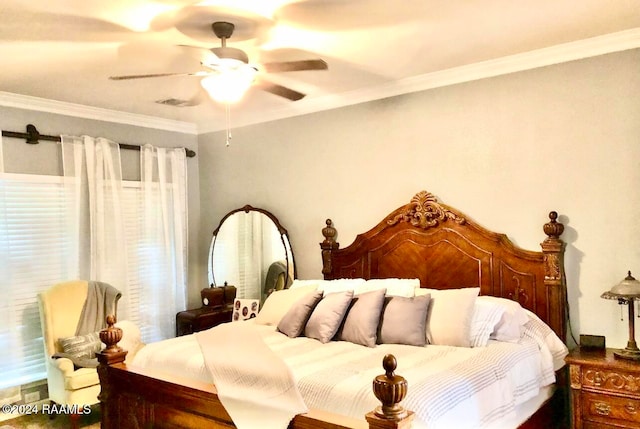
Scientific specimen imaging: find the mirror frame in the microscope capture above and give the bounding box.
[209,205,297,292]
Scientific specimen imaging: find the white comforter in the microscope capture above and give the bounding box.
[131,314,567,429]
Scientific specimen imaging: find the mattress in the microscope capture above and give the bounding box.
[131,314,567,429]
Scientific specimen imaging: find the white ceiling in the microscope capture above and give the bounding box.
[1,0,640,134]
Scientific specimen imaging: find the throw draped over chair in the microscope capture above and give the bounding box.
[38,280,143,407]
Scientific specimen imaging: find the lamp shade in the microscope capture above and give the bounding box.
[601,271,640,300]
[201,61,257,104]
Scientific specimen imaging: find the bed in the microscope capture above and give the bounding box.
[96,190,569,429]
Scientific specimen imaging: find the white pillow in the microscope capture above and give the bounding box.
[469,298,506,347]
[289,279,321,289]
[355,278,419,297]
[484,296,529,342]
[253,284,318,326]
[418,287,480,347]
[289,279,366,295]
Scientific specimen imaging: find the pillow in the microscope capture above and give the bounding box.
[420,287,479,347]
[336,288,387,347]
[277,290,323,337]
[290,279,366,295]
[58,331,102,360]
[355,278,419,297]
[305,290,354,343]
[469,298,506,347]
[377,294,430,346]
[254,284,318,326]
[484,296,530,342]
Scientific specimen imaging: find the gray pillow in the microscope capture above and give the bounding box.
[336,289,387,347]
[58,331,102,359]
[277,291,323,337]
[305,290,354,343]
[377,294,431,346]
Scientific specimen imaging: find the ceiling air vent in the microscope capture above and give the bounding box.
[155,98,197,107]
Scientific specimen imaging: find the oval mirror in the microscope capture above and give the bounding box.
[208,205,295,302]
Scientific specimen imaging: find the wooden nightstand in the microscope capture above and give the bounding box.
[566,347,640,428]
[175,305,233,336]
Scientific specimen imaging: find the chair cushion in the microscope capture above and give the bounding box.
[63,367,100,391]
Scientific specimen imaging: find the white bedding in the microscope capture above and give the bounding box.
[131,314,567,429]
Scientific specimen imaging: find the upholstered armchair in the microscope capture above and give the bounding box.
[37,280,144,407]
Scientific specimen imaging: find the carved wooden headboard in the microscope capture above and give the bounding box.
[320,190,567,342]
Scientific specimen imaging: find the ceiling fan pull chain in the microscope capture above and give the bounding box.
[225,103,232,147]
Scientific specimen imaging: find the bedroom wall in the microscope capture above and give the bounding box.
[197,48,640,349]
[0,107,204,306]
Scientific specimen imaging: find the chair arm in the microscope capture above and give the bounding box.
[50,356,75,375]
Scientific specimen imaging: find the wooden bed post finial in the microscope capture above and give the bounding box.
[320,219,339,279]
[366,354,415,429]
[541,211,567,342]
[96,315,128,366]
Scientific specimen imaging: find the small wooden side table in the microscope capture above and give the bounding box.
[175,305,233,336]
[566,347,640,428]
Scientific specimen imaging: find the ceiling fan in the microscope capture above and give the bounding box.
[109,21,328,103]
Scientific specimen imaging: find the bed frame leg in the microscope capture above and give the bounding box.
[365,354,415,429]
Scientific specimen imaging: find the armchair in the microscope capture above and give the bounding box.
[37,280,143,407]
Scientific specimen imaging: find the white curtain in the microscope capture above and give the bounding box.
[0,133,4,172]
[61,135,130,318]
[140,144,188,339]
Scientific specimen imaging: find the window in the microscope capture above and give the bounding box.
[0,174,184,390]
[120,181,179,343]
[0,174,79,389]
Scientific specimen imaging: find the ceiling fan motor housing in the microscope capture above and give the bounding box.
[212,22,235,41]
[211,47,249,64]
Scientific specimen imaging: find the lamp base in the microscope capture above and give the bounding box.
[614,348,640,361]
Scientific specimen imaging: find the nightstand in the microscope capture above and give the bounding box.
[176,305,233,336]
[566,347,640,428]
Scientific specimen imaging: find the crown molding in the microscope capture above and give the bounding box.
[199,27,640,133]
[0,92,198,135]
[1,28,638,136]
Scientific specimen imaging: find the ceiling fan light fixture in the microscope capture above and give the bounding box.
[201,66,257,104]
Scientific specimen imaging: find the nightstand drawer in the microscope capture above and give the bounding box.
[582,367,640,397]
[582,392,640,427]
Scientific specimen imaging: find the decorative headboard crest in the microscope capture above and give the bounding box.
[387,191,466,229]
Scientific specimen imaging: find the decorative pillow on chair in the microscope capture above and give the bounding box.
[277,290,323,337]
[55,331,102,368]
[336,288,387,347]
[305,290,354,343]
[377,294,431,346]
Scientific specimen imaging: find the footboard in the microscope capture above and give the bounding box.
[97,317,414,429]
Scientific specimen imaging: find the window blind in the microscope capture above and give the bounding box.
[120,181,176,343]
[0,174,79,389]
[0,175,183,390]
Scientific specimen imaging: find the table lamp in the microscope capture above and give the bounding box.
[601,271,640,360]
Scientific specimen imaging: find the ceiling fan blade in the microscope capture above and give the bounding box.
[109,71,211,80]
[261,59,328,73]
[254,80,306,101]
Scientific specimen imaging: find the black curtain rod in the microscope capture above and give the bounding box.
[1,124,196,158]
